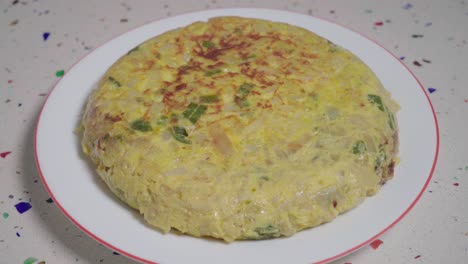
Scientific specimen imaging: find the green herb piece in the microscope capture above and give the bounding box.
[238,83,254,96]
[327,40,339,52]
[375,148,387,168]
[202,40,215,48]
[130,119,152,132]
[108,76,122,87]
[183,103,207,124]
[259,176,270,181]
[200,94,219,103]
[170,126,191,144]
[352,140,367,155]
[368,94,385,111]
[387,111,395,130]
[254,224,280,239]
[157,115,168,125]
[205,68,222,76]
[235,83,254,107]
[127,45,139,54]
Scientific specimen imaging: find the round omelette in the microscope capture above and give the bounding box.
[80,17,399,242]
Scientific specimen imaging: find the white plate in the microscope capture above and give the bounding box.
[35,8,439,264]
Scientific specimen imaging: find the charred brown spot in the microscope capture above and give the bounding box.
[387,161,395,176]
[104,113,122,122]
[175,83,187,92]
[272,50,285,58]
[332,200,338,208]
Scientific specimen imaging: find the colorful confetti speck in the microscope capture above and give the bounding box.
[413,61,422,67]
[0,151,12,158]
[15,202,32,214]
[24,257,38,264]
[428,87,437,93]
[370,239,384,249]
[55,70,64,77]
[453,183,459,186]
[16,232,20,237]
[414,255,421,259]
[400,56,405,60]
[403,3,413,10]
[2,212,8,219]
[43,32,50,41]
[374,21,384,26]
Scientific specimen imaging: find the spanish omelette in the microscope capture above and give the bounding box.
[80,16,399,242]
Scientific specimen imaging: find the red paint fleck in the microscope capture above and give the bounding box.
[464,99,468,103]
[8,80,13,84]
[414,255,421,259]
[453,182,459,186]
[374,21,384,26]
[0,151,12,158]
[370,239,384,249]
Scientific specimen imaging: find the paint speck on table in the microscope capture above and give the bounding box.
[9,19,19,26]
[43,32,50,41]
[2,212,9,219]
[112,252,120,255]
[55,70,65,77]
[23,257,38,264]
[400,56,405,60]
[413,61,422,67]
[374,21,384,26]
[414,255,422,259]
[14,202,32,214]
[403,3,413,10]
[425,22,433,27]
[120,18,128,23]
[370,239,384,249]
[428,87,437,93]
[412,34,424,38]
[0,151,12,158]
[453,183,459,186]
[46,198,53,204]
[16,232,20,237]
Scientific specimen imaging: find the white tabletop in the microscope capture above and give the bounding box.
[1,0,467,263]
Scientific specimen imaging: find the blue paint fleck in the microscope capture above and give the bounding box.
[16,232,20,237]
[425,22,432,27]
[403,3,413,10]
[428,87,437,93]
[14,202,32,214]
[43,32,50,41]
[400,56,405,60]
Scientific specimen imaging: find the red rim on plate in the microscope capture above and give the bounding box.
[34,8,439,264]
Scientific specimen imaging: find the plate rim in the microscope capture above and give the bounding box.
[34,8,440,264]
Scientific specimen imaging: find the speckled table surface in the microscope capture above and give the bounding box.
[1,0,467,263]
